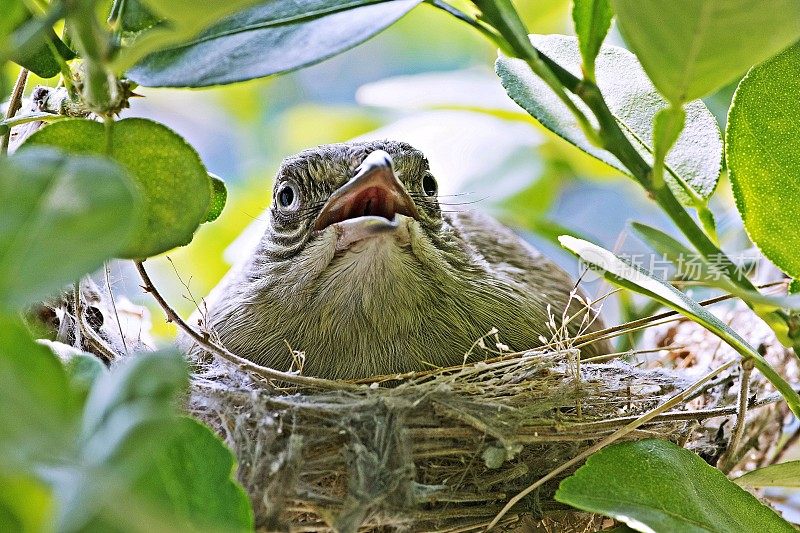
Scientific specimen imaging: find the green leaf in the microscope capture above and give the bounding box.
[474,0,539,58]
[205,172,227,223]
[5,5,76,79]
[0,314,76,468]
[558,235,800,417]
[0,473,54,532]
[80,351,188,441]
[11,26,75,79]
[133,417,254,530]
[63,351,107,404]
[0,147,142,311]
[652,106,686,189]
[631,222,800,310]
[0,325,252,531]
[556,439,795,532]
[21,118,211,259]
[611,0,800,103]
[114,0,267,71]
[734,461,800,488]
[496,35,722,205]
[125,0,423,87]
[571,0,613,81]
[727,42,800,279]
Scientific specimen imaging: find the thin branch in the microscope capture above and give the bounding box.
[718,359,755,471]
[105,262,129,356]
[134,260,359,391]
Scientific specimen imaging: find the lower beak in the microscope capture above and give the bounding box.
[313,150,420,231]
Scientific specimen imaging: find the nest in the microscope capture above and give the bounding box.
[186,311,794,533]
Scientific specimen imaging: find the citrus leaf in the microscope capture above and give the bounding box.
[114,0,267,71]
[5,6,76,78]
[558,235,800,417]
[611,0,800,103]
[734,461,800,488]
[0,147,142,311]
[126,0,422,87]
[0,325,252,531]
[496,35,722,205]
[572,0,613,80]
[0,314,77,468]
[631,222,800,310]
[21,118,211,259]
[726,42,800,279]
[556,439,795,532]
[133,417,254,530]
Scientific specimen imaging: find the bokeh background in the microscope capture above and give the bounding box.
[3,0,742,341]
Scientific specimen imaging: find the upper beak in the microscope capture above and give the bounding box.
[313,150,420,231]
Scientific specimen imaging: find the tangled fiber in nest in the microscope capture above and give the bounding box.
[187,339,774,532]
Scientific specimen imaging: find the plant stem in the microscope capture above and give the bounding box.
[1,112,71,129]
[103,115,114,155]
[1,68,29,155]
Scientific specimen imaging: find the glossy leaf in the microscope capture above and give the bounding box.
[497,35,722,205]
[22,118,211,259]
[11,27,75,79]
[4,4,76,78]
[572,0,613,80]
[0,148,142,311]
[205,173,227,223]
[114,0,267,71]
[558,235,800,416]
[611,0,800,103]
[631,222,800,310]
[133,417,254,529]
[727,42,800,279]
[556,439,795,532]
[126,0,422,87]
[0,314,76,466]
[734,461,800,488]
[18,348,250,531]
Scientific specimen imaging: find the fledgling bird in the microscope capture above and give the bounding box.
[185,140,607,379]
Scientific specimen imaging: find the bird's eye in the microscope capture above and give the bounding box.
[276,181,300,211]
[422,173,438,196]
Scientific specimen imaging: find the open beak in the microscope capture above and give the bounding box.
[313,150,420,231]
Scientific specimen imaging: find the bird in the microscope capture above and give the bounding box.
[184,140,608,380]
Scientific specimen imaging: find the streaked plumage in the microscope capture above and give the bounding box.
[184,141,607,379]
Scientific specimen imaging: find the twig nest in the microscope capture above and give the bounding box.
[188,346,749,532]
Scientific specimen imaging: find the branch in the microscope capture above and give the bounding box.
[1,68,29,154]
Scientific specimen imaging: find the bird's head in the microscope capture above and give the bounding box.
[258,141,448,270]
